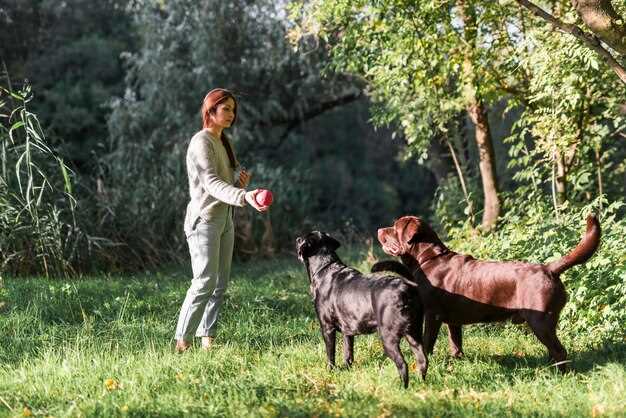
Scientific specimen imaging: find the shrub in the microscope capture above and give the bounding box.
[0,85,82,277]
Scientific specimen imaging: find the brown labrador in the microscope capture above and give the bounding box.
[376,215,600,371]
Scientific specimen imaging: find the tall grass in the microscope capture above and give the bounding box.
[0,85,80,277]
[91,129,190,270]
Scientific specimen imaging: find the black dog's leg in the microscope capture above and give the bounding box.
[322,327,337,369]
[381,336,409,388]
[343,334,354,367]
[405,333,428,381]
[423,315,442,355]
[447,325,464,358]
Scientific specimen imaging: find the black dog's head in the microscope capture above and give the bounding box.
[295,231,341,262]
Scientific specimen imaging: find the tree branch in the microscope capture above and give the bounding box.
[261,90,362,128]
[571,0,626,55]
[256,90,363,150]
[515,0,626,85]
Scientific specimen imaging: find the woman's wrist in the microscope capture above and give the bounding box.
[239,189,249,207]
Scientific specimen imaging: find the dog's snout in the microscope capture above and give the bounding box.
[377,228,386,243]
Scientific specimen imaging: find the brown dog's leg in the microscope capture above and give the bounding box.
[525,312,569,372]
[423,315,442,354]
[405,333,428,381]
[343,335,354,367]
[381,336,409,388]
[322,328,337,369]
[447,325,464,358]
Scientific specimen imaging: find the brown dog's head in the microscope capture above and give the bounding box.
[377,216,421,256]
[377,216,442,257]
[295,231,341,262]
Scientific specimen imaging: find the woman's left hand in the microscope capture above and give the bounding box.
[239,169,251,188]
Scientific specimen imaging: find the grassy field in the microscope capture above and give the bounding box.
[1,248,625,417]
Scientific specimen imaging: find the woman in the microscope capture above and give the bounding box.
[175,88,269,352]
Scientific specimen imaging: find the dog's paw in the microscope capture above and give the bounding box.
[450,350,464,359]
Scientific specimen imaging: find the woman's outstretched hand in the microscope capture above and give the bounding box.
[245,189,270,212]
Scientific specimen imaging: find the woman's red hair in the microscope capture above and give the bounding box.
[200,88,238,170]
[201,88,238,129]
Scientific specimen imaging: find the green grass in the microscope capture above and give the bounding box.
[1,248,625,417]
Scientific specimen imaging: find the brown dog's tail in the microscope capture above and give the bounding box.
[547,215,601,275]
[371,260,416,282]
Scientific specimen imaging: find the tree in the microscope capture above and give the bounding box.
[0,0,137,171]
[295,0,626,229]
[294,0,512,230]
[458,0,501,230]
[572,0,626,55]
[101,0,395,265]
[477,0,626,210]
[513,0,626,84]
[505,20,626,211]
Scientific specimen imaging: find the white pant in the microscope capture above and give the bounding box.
[174,214,234,340]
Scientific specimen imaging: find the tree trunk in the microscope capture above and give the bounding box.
[459,0,501,231]
[467,102,501,230]
[595,143,603,214]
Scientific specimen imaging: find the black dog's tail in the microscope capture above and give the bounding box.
[547,215,601,275]
[371,260,416,282]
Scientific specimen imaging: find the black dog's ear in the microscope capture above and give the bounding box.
[312,231,324,240]
[322,233,341,251]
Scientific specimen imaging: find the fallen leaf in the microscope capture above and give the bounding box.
[104,378,120,391]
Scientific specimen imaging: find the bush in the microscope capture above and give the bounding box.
[0,85,83,277]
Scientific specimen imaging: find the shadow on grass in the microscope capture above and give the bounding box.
[487,341,626,373]
[260,295,315,319]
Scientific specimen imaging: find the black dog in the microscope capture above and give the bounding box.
[296,231,428,387]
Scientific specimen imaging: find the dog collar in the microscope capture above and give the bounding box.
[418,249,449,265]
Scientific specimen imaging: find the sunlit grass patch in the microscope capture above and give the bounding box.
[1,250,625,417]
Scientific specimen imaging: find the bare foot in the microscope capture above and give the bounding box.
[175,339,192,353]
[201,336,214,351]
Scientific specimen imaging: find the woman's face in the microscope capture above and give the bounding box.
[211,97,236,129]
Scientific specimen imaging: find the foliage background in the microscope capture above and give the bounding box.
[1,0,625,340]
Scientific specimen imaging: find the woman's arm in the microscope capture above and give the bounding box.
[190,137,246,207]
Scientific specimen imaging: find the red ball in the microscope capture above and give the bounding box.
[255,189,273,206]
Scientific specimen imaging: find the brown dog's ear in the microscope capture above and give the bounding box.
[407,230,420,245]
[397,217,420,247]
